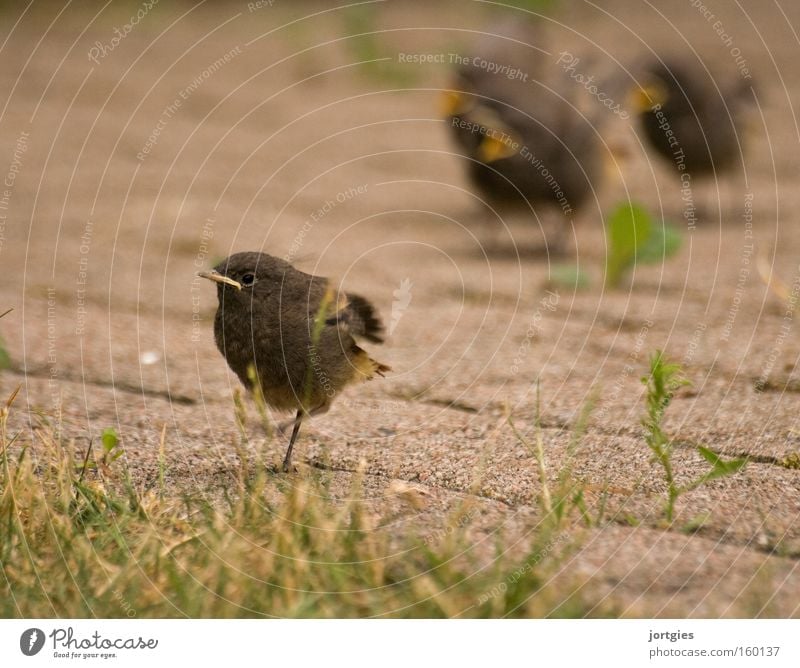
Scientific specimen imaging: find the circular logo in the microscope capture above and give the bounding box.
[20,628,45,656]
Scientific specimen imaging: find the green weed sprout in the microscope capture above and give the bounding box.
[0,308,12,371]
[642,351,747,523]
[508,382,595,531]
[550,202,681,291]
[605,202,682,288]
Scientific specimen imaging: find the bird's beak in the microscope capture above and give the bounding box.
[440,90,471,116]
[197,270,242,290]
[628,81,669,111]
[469,108,521,163]
[478,134,519,163]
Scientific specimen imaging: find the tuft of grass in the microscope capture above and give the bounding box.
[605,202,682,288]
[0,390,598,618]
[100,427,123,463]
[641,351,747,524]
[245,364,274,440]
[508,382,598,530]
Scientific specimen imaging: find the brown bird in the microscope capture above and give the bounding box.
[632,58,753,176]
[442,21,603,250]
[445,83,601,211]
[198,252,389,472]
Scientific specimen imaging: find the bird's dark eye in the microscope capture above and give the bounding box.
[241,273,255,286]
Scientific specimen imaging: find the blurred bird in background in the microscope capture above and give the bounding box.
[441,19,606,254]
[630,58,756,221]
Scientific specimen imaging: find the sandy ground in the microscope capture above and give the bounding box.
[1,0,800,616]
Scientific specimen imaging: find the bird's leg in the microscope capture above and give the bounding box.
[281,410,303,473]
[276,402,330,434]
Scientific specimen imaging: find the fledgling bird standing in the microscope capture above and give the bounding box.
[198,251,389,472]
[632,58,754,177]
[442,20,604,250]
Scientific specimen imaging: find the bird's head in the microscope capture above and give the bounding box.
[629,61,687,114]
[629,75,670,113]
[447,100,522,164]
[197,251,289,303]
[439,70,480,118]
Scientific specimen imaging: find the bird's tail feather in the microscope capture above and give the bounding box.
[352,348,391,381]
[346,293,385,343]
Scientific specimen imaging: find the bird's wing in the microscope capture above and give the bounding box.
[323,292,385,344]
[337,292,385,344]
[303,275,385,344]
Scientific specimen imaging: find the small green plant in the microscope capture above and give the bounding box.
[550,203,681,290]
[642,351,747,523]
[100,427,123,464]
[605,202,682,288]
[0,307,12,371]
